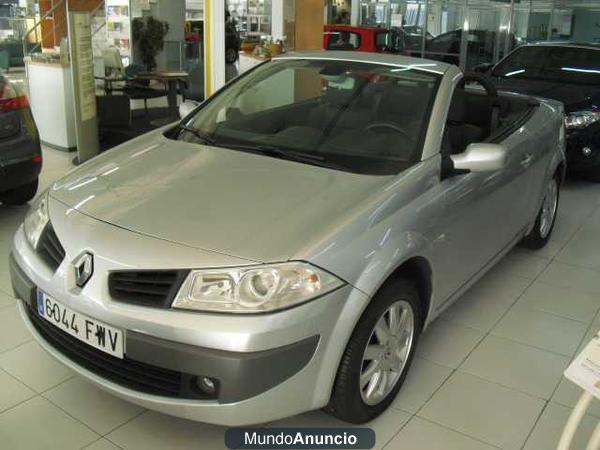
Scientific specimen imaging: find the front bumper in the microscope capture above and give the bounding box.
[565,123,600,172]
[11,223,369,425]
[13,255,319,403]
[0,146,42,192]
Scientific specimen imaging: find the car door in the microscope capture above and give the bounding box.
[433,89,535,303]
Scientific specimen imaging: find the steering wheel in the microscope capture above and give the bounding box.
[458,71,498,99]
[365,122,413,140]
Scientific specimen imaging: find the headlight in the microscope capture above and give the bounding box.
[172,262,345,313]
[23,190,49,249]
[565,110,600,129]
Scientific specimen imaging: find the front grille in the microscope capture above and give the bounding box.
[25,304,204,399]
[109,270,189,308]
[38,225,66,271]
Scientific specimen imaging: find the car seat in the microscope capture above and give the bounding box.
[444,89,486,154]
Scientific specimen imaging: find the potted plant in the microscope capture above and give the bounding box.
[132,16,170,71]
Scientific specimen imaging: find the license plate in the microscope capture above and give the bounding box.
[37,290,124,359]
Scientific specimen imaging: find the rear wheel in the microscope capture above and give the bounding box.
[326,278,422,423]
[0,179,39,206]
[521,174,560,249]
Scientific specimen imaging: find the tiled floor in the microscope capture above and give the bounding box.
[0,148,599,450]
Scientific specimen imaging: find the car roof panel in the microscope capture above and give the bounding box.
[273,51,451,75]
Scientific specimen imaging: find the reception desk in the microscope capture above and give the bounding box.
[26,58,77,152]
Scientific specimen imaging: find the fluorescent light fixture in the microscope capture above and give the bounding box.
[561,67,600,74]
[505,69,525,77]
[390,63,437,72]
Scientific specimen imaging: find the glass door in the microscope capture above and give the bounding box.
[463,0,513,70]
[361,1,391,27]
[421,0,466,67]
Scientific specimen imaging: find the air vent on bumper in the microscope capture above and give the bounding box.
[37,224,66,271]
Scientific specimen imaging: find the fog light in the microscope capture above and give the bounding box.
[196,376,216,395]
[582,146,593,157]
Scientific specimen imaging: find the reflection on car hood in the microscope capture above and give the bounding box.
[494,77,600,112]
[49,131,389,262]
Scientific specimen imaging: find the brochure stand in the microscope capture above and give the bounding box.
[558,331,600,450]
[67,11,100,164]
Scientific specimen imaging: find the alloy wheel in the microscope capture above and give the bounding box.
[359,300,414,406]
[540,178,558,239]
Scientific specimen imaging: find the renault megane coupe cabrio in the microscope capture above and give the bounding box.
[10,52,565,426]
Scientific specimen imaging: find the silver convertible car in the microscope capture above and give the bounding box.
[10,52,565,425]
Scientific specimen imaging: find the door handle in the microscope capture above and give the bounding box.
[521,154,534,168]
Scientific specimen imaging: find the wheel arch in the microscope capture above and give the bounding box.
[322,255,434,415]
[380,256,433,329]
[556,160,566,184]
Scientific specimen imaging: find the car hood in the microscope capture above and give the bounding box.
[49,131,389,263]
[493,77,600,112]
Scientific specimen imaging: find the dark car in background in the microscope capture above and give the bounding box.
[390,25,432,51]
[409,29,516,69]
[479,43,600,179]
[0,75,42,205]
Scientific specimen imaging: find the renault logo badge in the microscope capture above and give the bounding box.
[73,252,94,288]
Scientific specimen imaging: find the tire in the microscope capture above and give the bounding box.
[0,179,39,206]
[225,48,238,64]
[325,278,422,424]
[583,169,600,183]
[520,173,560,249]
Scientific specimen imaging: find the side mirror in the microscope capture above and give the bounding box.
[451,143,508,173]
[179,100,200,119]
[471,62,493,74]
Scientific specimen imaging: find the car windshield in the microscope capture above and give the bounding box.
[492,46,600,85]
[177,58,441,175]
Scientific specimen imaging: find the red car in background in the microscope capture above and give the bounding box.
[323,25,395,53]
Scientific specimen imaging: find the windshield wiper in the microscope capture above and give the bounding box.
[177,125,216,145]
[223,142,352,172]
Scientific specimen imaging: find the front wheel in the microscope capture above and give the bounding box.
[225,48,238,64]
[520,174,560,249]
[326,278,422,423]
[0,179,39,206]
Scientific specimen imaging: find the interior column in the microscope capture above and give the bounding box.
[351,0,360,25]
[204,0,226,97]
[295,0,325,51]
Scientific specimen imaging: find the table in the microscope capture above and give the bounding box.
[135,71,189,126]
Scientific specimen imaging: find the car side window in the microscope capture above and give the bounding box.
[375,31,392,51]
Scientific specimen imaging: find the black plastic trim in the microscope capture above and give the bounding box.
[489,102,538,144]
[108,269,190,308]
[37,224,66,272]
[10,255,320,403]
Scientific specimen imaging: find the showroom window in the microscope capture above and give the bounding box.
[342,0,600,70]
